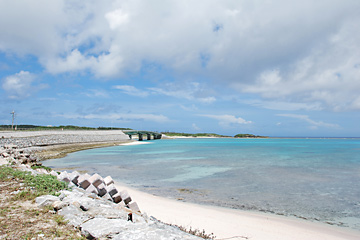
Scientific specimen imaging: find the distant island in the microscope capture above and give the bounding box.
[162,132,268,138]
[234,134,268,138]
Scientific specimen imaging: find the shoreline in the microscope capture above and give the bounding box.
[3,131,360,239]
[114,181,360,240]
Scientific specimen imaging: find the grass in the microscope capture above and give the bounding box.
[0,166,68,199]
[0,166,85,239]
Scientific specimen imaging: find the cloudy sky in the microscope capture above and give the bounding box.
[1,0,360,137]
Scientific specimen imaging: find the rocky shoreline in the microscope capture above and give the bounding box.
[0,131,202,239]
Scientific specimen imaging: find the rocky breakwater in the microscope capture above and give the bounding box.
[0,145,202,239]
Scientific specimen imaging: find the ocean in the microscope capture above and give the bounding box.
[44,138,360,230]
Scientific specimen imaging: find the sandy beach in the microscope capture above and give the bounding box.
[2,130,360,240]
[116,182,360,240]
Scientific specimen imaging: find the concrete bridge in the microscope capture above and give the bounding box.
[123,130,162,141]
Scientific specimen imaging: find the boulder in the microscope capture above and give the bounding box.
[36,195,60,207]
[52,201,69,211]
[80,218,132,239]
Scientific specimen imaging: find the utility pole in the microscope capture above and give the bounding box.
[10,110,15,131]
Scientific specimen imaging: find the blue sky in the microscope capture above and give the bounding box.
[1,0,360,137]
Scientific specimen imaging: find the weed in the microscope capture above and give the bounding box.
[31,165,52,172]
[54,215,68,225]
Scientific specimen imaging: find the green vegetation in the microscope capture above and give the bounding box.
[162,131,267,138]
[0,166,68,199]
[0,124,132,131]
[162,132,230,137]
[234,133,267,138]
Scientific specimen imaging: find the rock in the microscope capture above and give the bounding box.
[128,202,140,213]
[36,195,60,207]
[58,204,90,227]
[52,201,69,211]
[104,176,114,186]
[89,173,103,187]
[1,152,9,158]
[120,190,132,205]
[106,184,118,197]
[4,144,17,149]
[96,183,107,197]
[80,218,132,239]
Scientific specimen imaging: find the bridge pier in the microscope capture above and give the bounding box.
[124,130,162,141]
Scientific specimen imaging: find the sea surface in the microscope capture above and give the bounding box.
[44,138,360,230]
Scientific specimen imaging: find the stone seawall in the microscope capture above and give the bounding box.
[0,141,202,239]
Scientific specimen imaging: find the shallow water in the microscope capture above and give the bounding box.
[44,138,360,230]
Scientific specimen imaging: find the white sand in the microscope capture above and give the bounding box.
[116,182,360,240]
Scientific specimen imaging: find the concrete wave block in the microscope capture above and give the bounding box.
[78,173,91,189]
[128,202,140,213]
[69,171,80,185]
[89,173,104,187]
[85,184,99,195]
[58,171,70,183]
[120,190,132,205]
[112,192,122,203]
[104,176,114,186]
[96,183,107,197]
[106,183,118,197]
[102,193,113,202]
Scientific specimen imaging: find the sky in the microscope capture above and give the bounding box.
[1,0,360,137]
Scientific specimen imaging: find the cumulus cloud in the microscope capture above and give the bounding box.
[277,114,340,129]
[200,114,252,127]
[1,0,360,111]
[2,71,47,99]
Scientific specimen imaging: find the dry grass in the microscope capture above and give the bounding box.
[0,167,85,239]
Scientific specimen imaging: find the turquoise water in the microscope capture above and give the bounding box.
[44,138,360,229]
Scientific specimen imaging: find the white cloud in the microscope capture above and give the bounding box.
[113,85,149,97]
[105,8,129,30]
[200,114,252,127]
[2,71,47,99]
[244,99,322,111]
[192,123,201,131]
[277,114,340,129]
[149,82,216,103]
[58,112,169,123]
[1,0,360,111]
